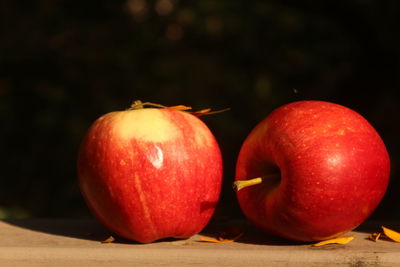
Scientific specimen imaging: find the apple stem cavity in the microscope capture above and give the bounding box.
[233,177,263,192]
[129,100,230,117]
[130,100,169,110]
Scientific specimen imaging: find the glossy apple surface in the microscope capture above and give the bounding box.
[77,107,223,243]
[235,100,390,242]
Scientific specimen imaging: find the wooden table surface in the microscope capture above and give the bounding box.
[0,219,399,266]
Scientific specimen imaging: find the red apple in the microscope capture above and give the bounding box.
[77,103,223,243]
[234,100,390,242]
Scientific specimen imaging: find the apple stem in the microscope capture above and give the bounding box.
[131,100,144,109]
[233,177,263,192]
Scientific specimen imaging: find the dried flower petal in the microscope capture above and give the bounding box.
[312,235,354,247]
[369,232,381,242]
[198,237,234,243]
[198,232,243,243]
[191,108,230,117]
[190,108,212,116]
[382,226,400,242]
[168,105,192,111]
[101,236,115,243]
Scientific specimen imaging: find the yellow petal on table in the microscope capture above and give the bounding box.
[312,235,354,247]
[198,233,244,243]
[369,232,381,242]
[101,235,115,243]
[382,226,400,242]
[198,237,234,243]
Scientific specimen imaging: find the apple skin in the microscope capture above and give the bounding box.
[235,100,390,242]
[77,107,223,243]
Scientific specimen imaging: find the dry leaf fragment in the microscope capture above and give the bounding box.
[198,237,234,243]
[369,232,381,242]
[190,108,212,117]
[312,235,354,247]
[168,105,192,111]
[382,226,400,242]
[198,233,243,243]
[101,236,115,243]
[190,108,230,117]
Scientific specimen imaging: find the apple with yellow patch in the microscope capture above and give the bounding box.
[234,100,390,242]
[77,103,223,243]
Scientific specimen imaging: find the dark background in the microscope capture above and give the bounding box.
[0,0,399,221]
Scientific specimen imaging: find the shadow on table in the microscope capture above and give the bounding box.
[353,219,397,234]
[201,218,391,246]
[3,218,114,242]
[201,219,307,246]
[3,218,302,245]
[3,218,385,246]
